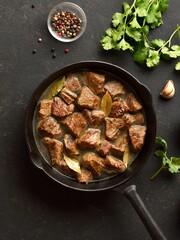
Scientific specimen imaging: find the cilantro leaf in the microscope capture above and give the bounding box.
[101,36,115,50]
[136,7,147,17]
[146,50,160,67]
[112,13,124,27]
[168,157,180,173]
[175,62,180,70]
[155,136,168,150]
[133,41,149,64]
[126,26,142,42]
[116,38,133,51]
[159,0,169,13]
[129,15,141,29]
[151,39,166,49]
[150,136,180,179]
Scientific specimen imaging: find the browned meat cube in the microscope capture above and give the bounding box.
[64,134,79,155]
[76,168,93,183]
[110,98,129,117]
[37,116,61,138]
[61,112,87,137]
[126,93,142,112]
[105,155,126,173]
[111,134,128,155]
[85,72,105,94]
[43,137,63,165]
[65,74,82,92]
[60,87,77,104]
[52,97,74,118]
[77,128,101,148]
[82,152,105,176]
[104,81,124,98]
[122,113,145,126]
[97,140,112,157]
[77,87,100,110]
[105,117,124,140]
[83,109,105,127]
[38,99,52,118]
[129,125,147,151]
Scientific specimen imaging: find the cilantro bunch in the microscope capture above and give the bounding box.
[101,0,180,70]
[150,137,180,179]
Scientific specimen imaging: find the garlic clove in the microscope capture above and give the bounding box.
[160,80,175,99]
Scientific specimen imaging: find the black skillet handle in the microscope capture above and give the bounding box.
[123,185,167,240]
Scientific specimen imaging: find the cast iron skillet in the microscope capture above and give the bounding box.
[25,61,166,239]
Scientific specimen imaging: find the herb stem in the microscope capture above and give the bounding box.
[158,26,180,51]
[150,165,165,180]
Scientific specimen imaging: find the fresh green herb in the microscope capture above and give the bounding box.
[150,137,180,179]
[101,0,180,70]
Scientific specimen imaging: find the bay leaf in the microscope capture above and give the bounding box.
[101,91,112,116]
[44,76,65,99]
[63,154,81,174]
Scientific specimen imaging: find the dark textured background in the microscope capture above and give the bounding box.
[0,0,180,239]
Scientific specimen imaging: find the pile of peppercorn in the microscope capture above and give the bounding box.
[51,11,82,38]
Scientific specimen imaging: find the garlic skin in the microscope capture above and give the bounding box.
[160,80,175,99]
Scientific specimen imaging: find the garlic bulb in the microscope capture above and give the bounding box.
[160,80,175,99]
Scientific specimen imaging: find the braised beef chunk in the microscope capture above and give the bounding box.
[122,113,145,126]
[83,109,105,127]
[126,93,142,112]
[104,81,124,98]
[82,152,105,175]
[52,97,74,118]
[43,137,63,165]
[76,168,93,183]
[129,125,146,151]
[61,112,87,137]
[105,117,124,140]
[110,98,129,117]
[60,87,77,104]
[77,128,101,148]
[64,134,79,155]
[77,87,100,110]
[65,74,81,92]
[105,156,126,173]
[38,116,61,138]
[97,140,112,157]
[38,99,52,118]
[111,134,128,155]
[85,72,105,94]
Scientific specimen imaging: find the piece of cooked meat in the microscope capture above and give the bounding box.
[76,168,93,184]
[59,87,77,104]
[110,98,129,117]
[85,72,105,94]
[83,109,105,127]
[52,97,74,118]
[65,74,82,92]
[97,140,112,157]
[77,86,100,110]
[43,137,63,165]
[64,134,79,155]
[105,117,124,140]
[61,112,87,137]
[37,116,62,138]
[129,125,147,151]
[38,99,52,118]
[82,152,105,176]
[126,93,142,112]
[77,128,101,148]
[104,81,125,98]
[122,113,145,126]
[105,155,126,173]
[111,134,128,155]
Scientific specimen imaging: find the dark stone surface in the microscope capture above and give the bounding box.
[0,0,180,239]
